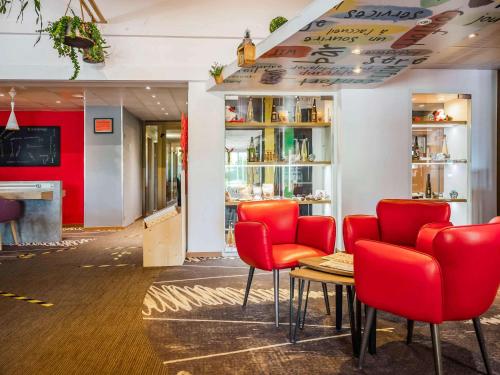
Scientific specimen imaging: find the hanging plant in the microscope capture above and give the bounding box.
[269,16,287,33]
[41,15,108,79]
[0,0,43,41]
[82,22,108,64]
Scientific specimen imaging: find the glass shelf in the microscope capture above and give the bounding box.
[225,161,331,167]
[226,122,331,129]
[225,199,331,206]
[412,160,467,165]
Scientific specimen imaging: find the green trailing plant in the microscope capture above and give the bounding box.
[41,15,108,79]
[269,16,287,33]
[0,0,43,41]
[209,62,224,78]
[82,22,108,63]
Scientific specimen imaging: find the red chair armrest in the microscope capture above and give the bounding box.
[416,222,453,255]
[296,216,336,254]
[235,222,273,271]
[354,240,443,323]
[342,215,380,254]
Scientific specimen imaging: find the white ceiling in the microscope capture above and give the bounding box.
[0,83,188,121]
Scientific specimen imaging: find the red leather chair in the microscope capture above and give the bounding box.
[355,220,500,374]
[343,199,452,255]
[235,200,335,327]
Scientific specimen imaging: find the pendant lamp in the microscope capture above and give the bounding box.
[6,88,19,131]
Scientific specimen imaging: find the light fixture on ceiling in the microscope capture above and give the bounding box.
[56,100,61,104]
[157,101,160,105]
[6,88,19,131]
[72,94,84,99]
[145,86,151,90]
[0,93,4,97]
[417,18,432,26]
[164,112,169,115]
[152,94,156,98]
[468,33,478,39]
[351,48,362,55]
[161,107,165,111]
[352,67,362,74]
[419,104,425,108]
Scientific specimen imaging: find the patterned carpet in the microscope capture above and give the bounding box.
[143,257,500,375]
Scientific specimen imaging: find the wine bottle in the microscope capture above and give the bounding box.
[246,97,254,122]
[311,99,318,122]
[425,173,432,198]
[412,136,420,161]
[248,137,256,162]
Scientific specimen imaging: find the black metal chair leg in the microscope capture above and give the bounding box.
[368,309,377,354]
[472,317,492,375]
[407,319,414,344]
[346,286,358,357]
[430,324,443,375]
[322,283,331,315]
[300,281,311,329]
[355,296,362,355]
[273,269,280,327]
[242,266,255,308]
[289,275,295,342]
[335,284,343,330]
[358,306,376,369]
[293,279,305,343]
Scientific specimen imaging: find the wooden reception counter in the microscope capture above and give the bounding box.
[0,181,62,245]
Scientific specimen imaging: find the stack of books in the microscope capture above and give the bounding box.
[320,252,353,273]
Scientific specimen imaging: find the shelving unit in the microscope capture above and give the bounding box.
[411,93,471,225]
[224,94,334,254]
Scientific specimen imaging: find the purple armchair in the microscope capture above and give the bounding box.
[0,198,23,249]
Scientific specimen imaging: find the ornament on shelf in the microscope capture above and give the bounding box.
[226,222,235,246]
[441,134,450,159]
[237,29,256,68]
[300,138,309,162]
[449,190,458,200]
[425,173,432,198]
[294,97,302,123]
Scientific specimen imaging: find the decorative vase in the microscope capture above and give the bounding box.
[441,135,450,159]
[226,222,235,246]
[300,138,308,162]
[246,97,254,122]
[214,75,224,84]
[294,98,302,123]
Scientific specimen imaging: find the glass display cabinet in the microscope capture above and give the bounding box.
[411,93,471,224]
[224,95,334,254]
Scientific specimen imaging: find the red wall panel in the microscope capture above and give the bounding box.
[0,111,84,225]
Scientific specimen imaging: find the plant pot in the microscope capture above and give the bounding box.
[64,23,94,49]
[214,75,224,84]
[83,49,104,64]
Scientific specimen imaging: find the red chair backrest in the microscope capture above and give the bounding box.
[489,216,500,224]
[377,199,450,247]
[434,223,500,321]
[237,200,299,245]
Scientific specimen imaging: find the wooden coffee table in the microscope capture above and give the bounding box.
[289,256,376,357]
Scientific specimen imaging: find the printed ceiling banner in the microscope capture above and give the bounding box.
[212,0,500,91]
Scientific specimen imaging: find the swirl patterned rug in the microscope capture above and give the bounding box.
[143,257,500,375]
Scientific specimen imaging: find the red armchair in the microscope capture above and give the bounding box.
[235,200,335,327]
[343,199,452,254]
[355,220,500,374]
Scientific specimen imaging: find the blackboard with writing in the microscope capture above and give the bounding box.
[0,126,60,166]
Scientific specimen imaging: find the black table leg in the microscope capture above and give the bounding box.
[335,284,343,331]
[346,285,359,357]
[293,279,305,343]
[355,295,362,358]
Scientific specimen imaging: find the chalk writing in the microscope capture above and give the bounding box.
[261,46,312,58]
[331,5,432,22]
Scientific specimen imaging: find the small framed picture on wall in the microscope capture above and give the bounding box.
[94,118,114,134]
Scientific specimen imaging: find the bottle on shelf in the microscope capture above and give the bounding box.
[294,97,302,123]
[271,101,278,122]
[311,99,318,122]
[226,221,235,246]
[412,136,420,161]
[425,173,432,198]
[293,139,301,162]
[246,97,254,122]
[248,137,257,162]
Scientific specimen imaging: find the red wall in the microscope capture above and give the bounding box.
[0,111,84,225]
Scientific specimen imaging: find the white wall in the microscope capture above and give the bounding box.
[122,108,143,226]
[187,82,225,252]
[84,106,123,227]
[339,69,497,227]
[0,0,309,81]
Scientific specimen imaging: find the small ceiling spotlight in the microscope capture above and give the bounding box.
[56,100,61,104]
[152,94,156,98]
[145,86,151,90]
[72,94,84,99]
[0,93,5,97]
[352,67,362,74]
[468,33,478,39]
[351,48,362,55]
[156,101,161,105]
[161,107,165,111]
[164,112,169,115]
[417,18,432,26]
